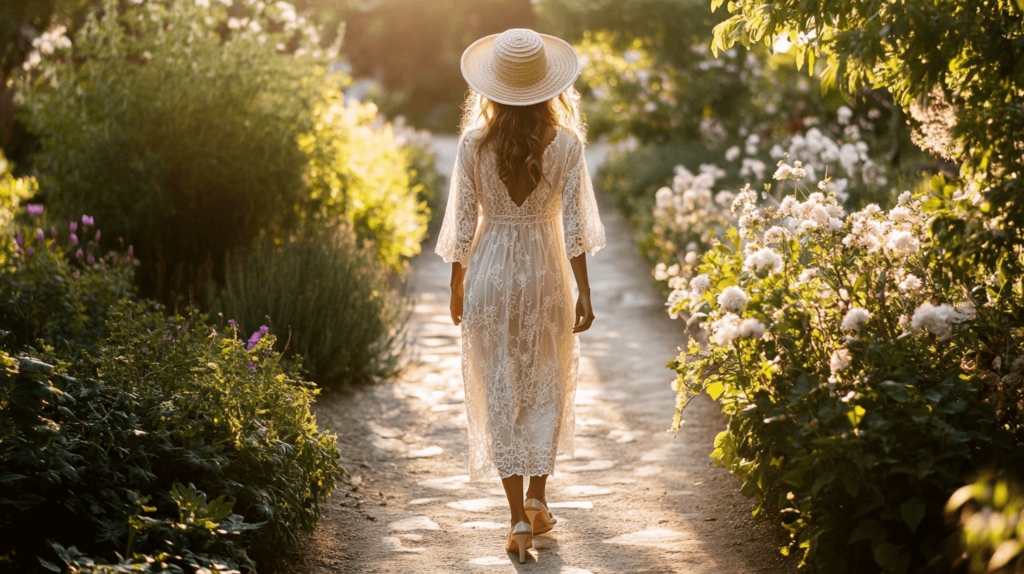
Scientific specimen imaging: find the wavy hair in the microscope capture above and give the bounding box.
[460,87,586,192]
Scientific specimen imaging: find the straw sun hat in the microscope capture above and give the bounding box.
[461,28,581,106]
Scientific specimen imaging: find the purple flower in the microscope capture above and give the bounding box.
[15,232,23,248]
[75,248,83,259]
[36,228,44,242]
[27,204,43,216]
[141,348,148,355]
[248,361,256,372]
[50,226,58,238]
[81,215,94,227]
[95,229,101,241]
[228,319,238,329]
[247,325,270,350]
[87,254,95,264]
[70,233,78,245]
[69,221,77,233]
[128,245,133,256]
[25,247,34,256]
[124,256,131,264]
[101,266,107,274]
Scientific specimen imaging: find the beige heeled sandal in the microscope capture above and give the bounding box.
[506,521,533,563]
[524,498,557,535]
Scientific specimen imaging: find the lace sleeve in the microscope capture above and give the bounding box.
[435,136,480,267]
[562,145,607,260]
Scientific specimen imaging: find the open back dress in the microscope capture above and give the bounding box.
[435,127,606,481]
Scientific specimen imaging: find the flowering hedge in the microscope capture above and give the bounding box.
[665,166,1024,572]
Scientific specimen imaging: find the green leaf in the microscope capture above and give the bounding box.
[847,405,866,426]
[872,542,910,574]
[900,497,926,533]
[706,382,725,400]
[849,518,885,544]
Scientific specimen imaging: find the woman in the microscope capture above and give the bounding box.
[435,28,606,564]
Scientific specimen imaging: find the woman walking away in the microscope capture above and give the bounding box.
[435,28,606,565]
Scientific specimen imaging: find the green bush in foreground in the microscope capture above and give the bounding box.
[0,305,341,572]
[207,222,409,387]
[0,207,341,572]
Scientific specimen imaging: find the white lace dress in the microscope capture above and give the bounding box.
[435,127,606,481]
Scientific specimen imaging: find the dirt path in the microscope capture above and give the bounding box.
[294,138,801,574]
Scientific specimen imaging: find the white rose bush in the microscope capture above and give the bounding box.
[665,172,1024,572]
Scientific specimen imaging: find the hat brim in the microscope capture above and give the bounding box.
[461,32,582,107]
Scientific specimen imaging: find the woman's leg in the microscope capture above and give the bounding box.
[501,475,529,526]
[525,474,548,504]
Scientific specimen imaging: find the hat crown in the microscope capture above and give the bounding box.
[491,29,548,88]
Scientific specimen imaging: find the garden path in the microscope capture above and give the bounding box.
[295,138,799,574]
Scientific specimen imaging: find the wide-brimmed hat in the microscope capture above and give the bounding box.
[461,28,581,106]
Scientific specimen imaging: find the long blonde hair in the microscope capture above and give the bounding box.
[460,87,586,191]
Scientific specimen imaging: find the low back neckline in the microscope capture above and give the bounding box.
[493,127,562,210]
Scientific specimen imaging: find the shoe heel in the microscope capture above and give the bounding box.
[513,533,530,563]
[525,508,539,527]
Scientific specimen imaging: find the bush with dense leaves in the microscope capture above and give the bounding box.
[0,206,341,572]
[21,0,429,302]
[946,475,1024,574]
[207,222,409,387]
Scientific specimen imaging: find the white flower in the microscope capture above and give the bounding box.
[898,274,923,293]
[711,314,742,347]
[798,267,820,284]
[738,212,761,230]
[654,263,669,281]
[778,196,798,217]
[718,286,750,312]
[828,217,844,231]
[725,145,741,162]
[743,247,784,274]
[899,314,912,331]
[887,230,921,255]
[790,161,807,180]
[685,251,699,265]
[841,307,871,330]
[667,289,687,305]
[830,348,852,374]
[667,263,680,277]
[739,318,766,339]
[837,106,853,125]
[763,226,791,244]
[888,205,916,223]
[227,17,242,29]
[655,186,673,208]
[668,276,688,290]
[690,274,711,293]
[898,191,913,204]
[956,300,976,321]
[773,162,792,180]
[715,190,737,207]
[911,303,961,340]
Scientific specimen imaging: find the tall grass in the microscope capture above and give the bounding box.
[207,222,409,387]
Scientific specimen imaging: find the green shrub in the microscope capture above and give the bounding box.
[22,0,322,303]
[946,475,1024,574]
[21,1,430,303]
[0,200,341,572]
[299,91,429,271]
[668,174,1024,572]
[0,304,340,572]
[207,222,408,387]
[1,213,134,360]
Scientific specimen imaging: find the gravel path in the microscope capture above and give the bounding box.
[292,137,800,574]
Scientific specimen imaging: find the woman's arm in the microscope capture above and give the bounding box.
[450,262,467,325]
[569,253,595,333]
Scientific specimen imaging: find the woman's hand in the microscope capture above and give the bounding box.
[450,283,464,326]
[573,291,595,333]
